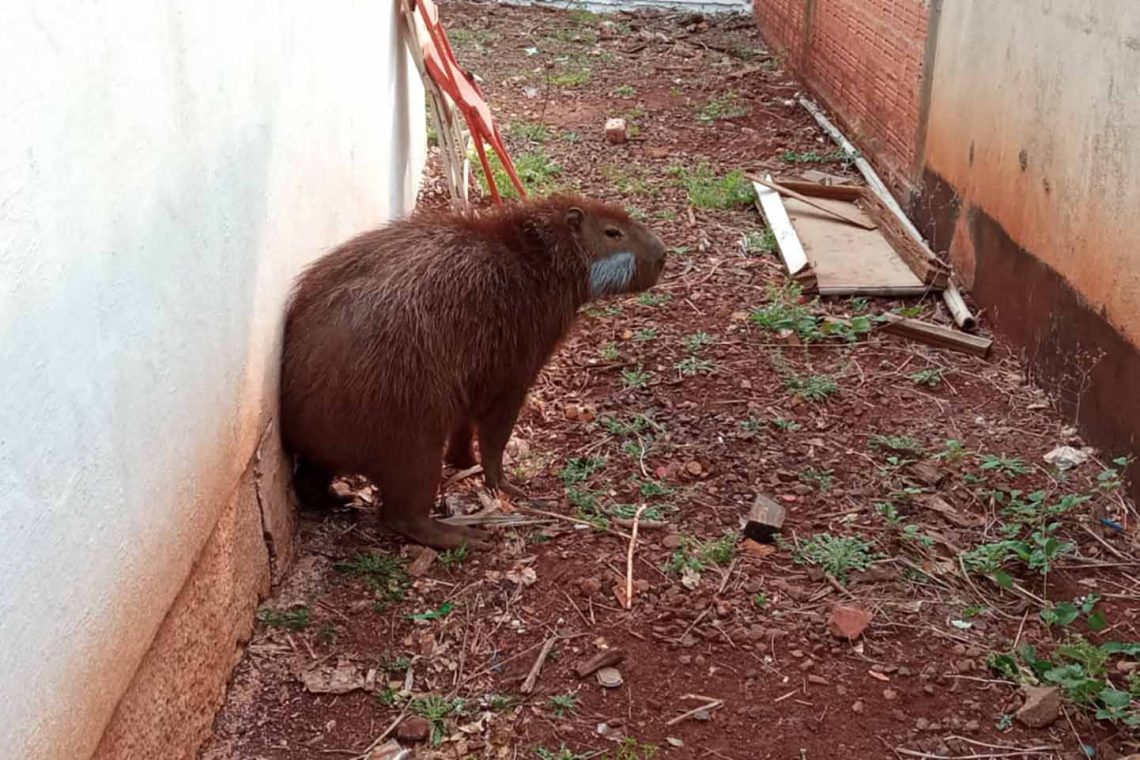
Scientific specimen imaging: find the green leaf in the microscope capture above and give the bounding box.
[1098,688,1133,708]
[993,569,1014,589]
[407,602,455,621]
[1087,610,1108,632]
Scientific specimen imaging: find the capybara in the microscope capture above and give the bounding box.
[280,194,667,550]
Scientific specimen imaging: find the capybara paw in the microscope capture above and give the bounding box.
[385,516,492,551]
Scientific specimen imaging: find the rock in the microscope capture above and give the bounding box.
[578,577,602,595]
[407,547,438,577]
[916,717,929,731]
[605,117,628,144]
[396,715,431,743]
[367,740,408,760]
[828,604,873,640]
[1016,685,1062,728]
[596,667,624,688]
[662,534,684,549]
[300,659,366,695]
[964,719,980,732]
[851,700,864,714]
[883,689,898,701]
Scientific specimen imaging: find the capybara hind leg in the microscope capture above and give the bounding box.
[445,420,477,469]
[373,447,493,551]
[293,458,346,511]
[477,390,527,498]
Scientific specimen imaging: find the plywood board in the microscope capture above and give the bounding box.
[783,196,928,295]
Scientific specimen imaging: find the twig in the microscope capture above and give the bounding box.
[665,697,724,726]
[624,504,649,609]
[518,503,632,540]
[893,748,1054,759]
[520,635,558,694]
[335,704,410,760]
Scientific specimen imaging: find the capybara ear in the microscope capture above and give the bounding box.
[565,207,584,229]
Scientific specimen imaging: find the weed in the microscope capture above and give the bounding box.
[675,356,714,376]
[612,84,637,97]
[785,373,838,402]
[936,438,968,464]
[562,130,581,143]
[637,291,669,307]
[609,503,667,522]
[561,457,607,486]
[875,501,903,527]
[749,284,869,343]
[909,368,944,388]
[439,541,470,568]
[980,454,1031,477]
[1041,593,1106,631]
[850,296,870,313]
[257,606,310,631]
[474,149,562,198]
[549,692,579,717]
[1098,455,1135,492]
[900,524,935,548]
[599,342,621,361]
[996,713,1014,731]
[385,656,412,672]
[318,623,337,644]
[869,434,923,454]
[536,746,587,760]
[549,67,591,87]
[893,304,926,318]
[772,417,802,432]
[600,413,658,437]
[683,332,715,353]
[601,164,655,196]
[411,694,466,745]
[798,467,834,491]
[664,534,735,575]
[335,552,409,608]
[448,28,498,48]
[781,148,855,165]
[376,686,402,706]
[488,694,518,712]
[698,533,737,565]
[698,91,749,122]
[743,229,777,255]
[629,203,647,221]
[654,208,678,221]
[509,120,551,143]
[604,738,660,760]
[963,521,1075,584]
[569,8,599,23]
[622,365,651,389]
[669,163,756,210]
[638,479,673,499]
[634,327,659,342]
[793,533,879,583]
[753,593,769,608]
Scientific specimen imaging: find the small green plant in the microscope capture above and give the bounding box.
[781,148,854,165]
[549,67,591,87]
[936,438,968,464]
[785,373,838,402]
[1041,593,1106,630]
[257,605,310,631]
[849,296,870,313]
[683,332,715,353]
[562,130,581,143]
[407,601,455,621]
[599,341,621,361]
[793,533,879,583]
[411,694,466,745]
[963,522,1075,584]
[612,84,637,97]
[996,713,1014,731]
[669,162,755,209]
[900,523,935,548]
[604,738,660,760]
[601,413,658,437]
[675,356,714,376]
[335,552,409,608]
[753,593,769,609]
[743,229,777,255]
[893,304,926,319]
[698,533,737,565]
[909,368,944,388]
[473,149,562,198]
[439,541,470,568]
[875,501,903,527]
[772,416,802,432]
[385,655,412,672]
[634,327,659,342]
[1098,456,1135,492]
[622,365,651,389]
[869,434,923,454]
[609,503,667,522]
[798,467,834,491]
[637,291,669,307]
[561,457,607,485]
[536,746,587,760]
[318,623,338,644]
[698,91,749,122]
[488,694,518,712]
[549,692,580,717]
[980,454,1031,477]
[509,120,551,143]
[664,534,736,575]
[638,478,673,499]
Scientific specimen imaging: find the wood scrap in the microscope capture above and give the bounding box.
[520,636,557,694]
[879,313,992,357]
[574,648,626,679]
[750,175,877,230]
[752,174,817,289]
[743,494,785,544]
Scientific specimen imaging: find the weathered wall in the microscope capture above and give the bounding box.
[753,0,933,196]
[0,1,425,758]
[752,0,1140,488]
[916,0,1140,476]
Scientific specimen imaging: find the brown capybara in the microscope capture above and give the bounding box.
[280,194,667,550]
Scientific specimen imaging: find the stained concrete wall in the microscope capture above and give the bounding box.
[0,1,424,758]
[752,0,1140,489]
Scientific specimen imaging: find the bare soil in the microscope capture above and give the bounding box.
[200,4,1140,759]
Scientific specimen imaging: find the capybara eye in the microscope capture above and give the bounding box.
[604,228,623,239]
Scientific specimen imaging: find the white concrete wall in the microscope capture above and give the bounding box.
[0,2,424,758]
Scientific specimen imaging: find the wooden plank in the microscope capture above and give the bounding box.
[773,178,864,202]
[743,494,786,544]
[750,175,877,230]
[753,175,815,285]
[879,313,992,357]
[799,95,978,328]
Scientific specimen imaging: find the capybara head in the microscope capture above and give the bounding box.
[558,198,667,299]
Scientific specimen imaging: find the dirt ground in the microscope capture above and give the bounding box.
[199,4,1140,759]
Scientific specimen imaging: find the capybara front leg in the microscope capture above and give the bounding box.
[477,390,528,499]
[292,458,347,511]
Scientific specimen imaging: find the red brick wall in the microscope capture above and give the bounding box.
[754,0,930,191]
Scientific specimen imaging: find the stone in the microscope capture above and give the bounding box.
[596,667,624,688]
[883,689,898,701]
[368,740,408,760]
[604,117,627,144]
[851,700,864,714]
[396,715,431,743]
[827,604,873,640]
[662,534,684,549]
[1016,685,1062,728]
[578,577,602,595]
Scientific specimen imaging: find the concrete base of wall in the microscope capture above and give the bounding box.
[91,429,295,760]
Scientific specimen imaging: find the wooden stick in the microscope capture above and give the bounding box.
[520,636,557,694]
[753,175,815,286]
[749,174,877,230]
[798,95,979,328]
[624,505,648,609]
[517,504,632,540]
[665,697,724,726]
[879,313,992,357]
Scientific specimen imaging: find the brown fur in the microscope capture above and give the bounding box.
[280,194,666,549]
